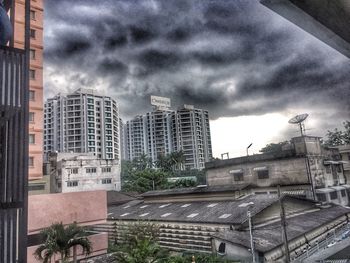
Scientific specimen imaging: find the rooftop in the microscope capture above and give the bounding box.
[205,149,297,169]
[141,184,250,197]
[214,206,350,252]
[108,194,281,225]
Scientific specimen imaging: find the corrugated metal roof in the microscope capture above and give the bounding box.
[214,206,350,252]
[108,194,279,225]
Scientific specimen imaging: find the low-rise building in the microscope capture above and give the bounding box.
[48,152,121,193]
[339,145,350,182]
[105,189,350,262]
[206,136,349,205]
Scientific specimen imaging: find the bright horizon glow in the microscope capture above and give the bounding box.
[210,113,291,158]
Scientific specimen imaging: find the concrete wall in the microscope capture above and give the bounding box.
[28,191,107,234]
[213,239,254,262]
[207,157,309,188]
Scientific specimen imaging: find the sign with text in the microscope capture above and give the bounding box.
[150,95,171,108]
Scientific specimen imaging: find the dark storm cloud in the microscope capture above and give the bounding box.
[44,0,349,125]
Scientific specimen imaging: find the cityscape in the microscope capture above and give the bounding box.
[1,0,350,263]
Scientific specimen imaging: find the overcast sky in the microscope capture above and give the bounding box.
[44,0,349,158]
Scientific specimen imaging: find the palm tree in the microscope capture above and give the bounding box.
[34,222,92,263]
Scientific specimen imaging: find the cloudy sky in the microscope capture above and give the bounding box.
[44,0,349,158]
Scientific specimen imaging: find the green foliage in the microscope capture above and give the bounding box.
[109,222,238,263]
[121,152,206,193]
[324,121,350,146]
[34,222,92,263]
[259,141,289,153]
[161,253,238,263]
[110,221,169,263]
[122,168,169,192]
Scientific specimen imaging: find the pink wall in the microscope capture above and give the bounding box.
[28,191,107,234]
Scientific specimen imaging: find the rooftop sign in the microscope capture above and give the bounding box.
[150,95,171,108]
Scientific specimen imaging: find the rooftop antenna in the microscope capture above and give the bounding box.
[288,113,309,136]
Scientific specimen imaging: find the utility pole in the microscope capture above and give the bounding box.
[247,209,256,263]
[278,185,290,263]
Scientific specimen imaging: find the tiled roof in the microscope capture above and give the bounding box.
[108,194,279,225]
[214,206,350,252]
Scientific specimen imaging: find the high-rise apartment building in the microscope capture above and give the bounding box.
[44,89,120,160]
[13,0,44,180]
[124,97,212,170]
[171,105,212,170]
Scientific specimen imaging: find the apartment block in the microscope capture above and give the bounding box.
[47,153,121,193]
[44,89,120,160]
[124,97,212,170]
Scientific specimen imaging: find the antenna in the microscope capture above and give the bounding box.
[288,113,309,136]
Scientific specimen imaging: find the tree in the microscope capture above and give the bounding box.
[122,168,169,192]
[110,221,168,263]
[260,141,289,153]
[34,222,92,263]
[324,121,350,146]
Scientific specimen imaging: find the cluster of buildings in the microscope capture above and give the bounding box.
[124,96,212,170]
[1,0,350,262]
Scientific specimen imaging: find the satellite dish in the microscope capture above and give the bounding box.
[288,113,309,124]
[288,113,309,136]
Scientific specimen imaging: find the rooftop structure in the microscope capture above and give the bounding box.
[106,192,350,261]
[205,136,349,205]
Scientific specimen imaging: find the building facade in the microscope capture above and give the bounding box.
[124,97,212,170]
[44,89,120,160]
[47,153,121,193]
[206,136,349,205]
[13,0,44,180]
[104,190,350,262]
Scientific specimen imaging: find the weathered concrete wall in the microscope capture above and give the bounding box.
[207,157,308,188]
[28,191,107,234]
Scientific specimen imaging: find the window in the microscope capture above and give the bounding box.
[187,213,199,218]
[29,90,35,101]
[330,191,338,200]
[102,167,112,173]
[161,213,172,218]
[30,29,36,38]
[341,190,346,197]
[218,243,226,255]
[317,193,327,202]
[233,172,244,181]
[30,10,36,20]
[336,165,342,173]
[29,69,35,79]
[29,157,34,167]
[29,134,35,144]
[69,168,79,174]
[29,112,35,122]
[30,49,36,59]
[67,181,78,187]
[86,167,97,173]
[325,165,331,173]
[257,170,269,179]
[102,178,112,184]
